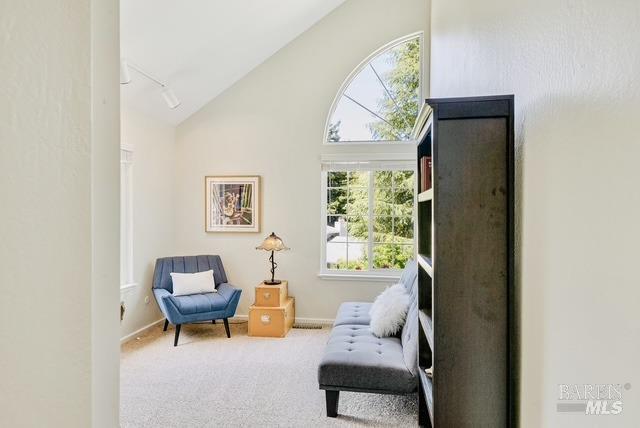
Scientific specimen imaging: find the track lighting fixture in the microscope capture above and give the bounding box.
[120,59,181,109]
[161,87,181,109]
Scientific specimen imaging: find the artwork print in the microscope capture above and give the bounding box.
[205,176,260,232]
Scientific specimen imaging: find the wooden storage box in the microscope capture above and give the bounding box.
[248,297,294,338]
[255,281,288,307]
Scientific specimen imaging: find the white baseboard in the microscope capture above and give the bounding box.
[120,318,165,344]
[230,314,334,326]
[121,315,334,344]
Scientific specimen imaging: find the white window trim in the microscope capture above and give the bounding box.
[319,161,418,281]
[120,282,138,293]
[318,272,402,283]
[322,31,424,146]
[320,152,415,162]
[120,145,135,290]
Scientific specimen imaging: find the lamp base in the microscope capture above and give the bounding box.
[263,279,282,285]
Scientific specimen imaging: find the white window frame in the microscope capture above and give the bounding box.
[120,145,135,290]
[319,154,417,281]
[323,31,424,146]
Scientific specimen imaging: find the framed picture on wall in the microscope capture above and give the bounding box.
[205,176,260,232]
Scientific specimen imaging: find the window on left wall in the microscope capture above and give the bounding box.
[120,147,134,288]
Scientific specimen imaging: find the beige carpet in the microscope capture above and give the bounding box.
[121,322,417,427]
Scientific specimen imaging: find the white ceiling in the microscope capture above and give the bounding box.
[121,0,346,125]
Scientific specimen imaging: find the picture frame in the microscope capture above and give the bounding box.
[205,175,260,232]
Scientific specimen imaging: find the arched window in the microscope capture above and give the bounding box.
[326,33,422,143]
[320,34,422,279]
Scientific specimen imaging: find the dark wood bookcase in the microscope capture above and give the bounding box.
[414,95,515,427]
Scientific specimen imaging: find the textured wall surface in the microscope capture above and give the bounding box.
[0,2,93,426]
[120,107,176,339]
[0,0,119,426]
[174,0,430,320]
[91,0,121,426]
[431,1,640,426]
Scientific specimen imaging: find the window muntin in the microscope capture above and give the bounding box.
[327,35,421,143]
[323,166,415,273]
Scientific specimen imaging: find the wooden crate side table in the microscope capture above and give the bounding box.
[255,281,288,307]
[248,297,295,338]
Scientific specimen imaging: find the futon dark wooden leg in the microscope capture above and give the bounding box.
[325,390,339,417]
[212,319,216,324]
[174,324,181,347]
[163,319,169,331]
[223,318,230,338]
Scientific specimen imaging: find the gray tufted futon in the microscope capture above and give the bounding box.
[317,261,418,417]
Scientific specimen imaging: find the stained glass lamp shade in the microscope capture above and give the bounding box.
[256,232,289,285]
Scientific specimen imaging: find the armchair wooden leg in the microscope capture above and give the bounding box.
[163,319,169,331]
[326,390,339,417]
[174,324,181,347]
[223,318,231,338]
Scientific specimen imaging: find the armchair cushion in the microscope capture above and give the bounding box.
[154,282,242,325]
[169,292,227,314]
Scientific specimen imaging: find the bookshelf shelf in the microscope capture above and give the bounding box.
[418,189,433,202]
[418,309,433,350]
[418,368,434,425]
[417,254,433,277]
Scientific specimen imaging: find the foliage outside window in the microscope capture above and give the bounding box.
[324,169,415,272]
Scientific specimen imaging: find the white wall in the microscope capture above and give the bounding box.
[174,0,430,320]
[91,0,121,426]
[0,0,120,426]
[120,107,176,339]
[431,1,640,426]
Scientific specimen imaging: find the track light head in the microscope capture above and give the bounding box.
[161,87,181,109]
[120,58,180,109]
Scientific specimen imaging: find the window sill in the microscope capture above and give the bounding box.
[120,283,138,293]
[318,272,401,283]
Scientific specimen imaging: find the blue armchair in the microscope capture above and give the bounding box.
[152,255,242,346]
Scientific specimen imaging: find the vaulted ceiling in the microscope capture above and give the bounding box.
[121,0,346,125]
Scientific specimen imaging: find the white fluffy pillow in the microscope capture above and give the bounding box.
[170,270,217,296]
[369,283,410,337]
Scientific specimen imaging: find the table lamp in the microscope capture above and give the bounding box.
[256,232,289,285]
